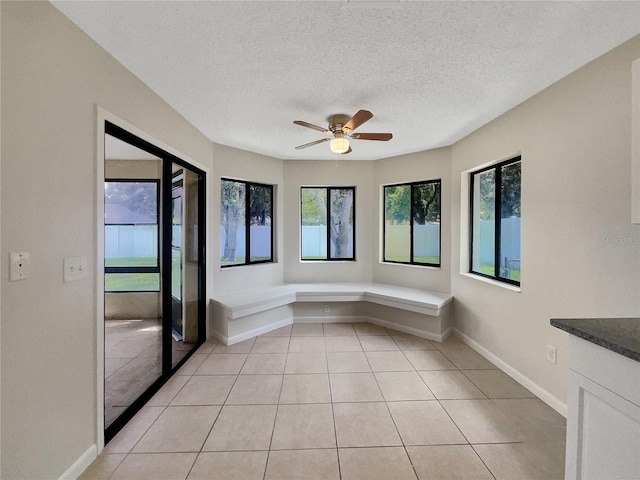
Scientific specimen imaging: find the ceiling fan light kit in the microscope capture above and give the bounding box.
[294,110,392,155]
[330,133,350,154]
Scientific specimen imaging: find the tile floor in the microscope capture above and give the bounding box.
[83,322,566,480]
[105,319,195,428]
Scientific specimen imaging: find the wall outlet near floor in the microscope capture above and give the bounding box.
[546,345,557,364]
[324,304,331,313]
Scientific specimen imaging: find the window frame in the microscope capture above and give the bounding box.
[104,178,161,292]
[383,179,442,267]
[469,155,521,286]
[300,186,356,262]
[220,178,274,268]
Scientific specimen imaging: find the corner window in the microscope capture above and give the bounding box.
[383,180,441,266]
[105,180,160,291]
[221,178,273,267]
[470,156,521,285]
[301,187,355,261]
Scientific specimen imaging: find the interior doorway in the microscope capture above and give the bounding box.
[103,122,206,442]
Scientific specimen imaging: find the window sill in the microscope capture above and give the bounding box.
[380,261,441,270]
[459,272,521,292]
[220,262,276,271]
[299,260,356,264]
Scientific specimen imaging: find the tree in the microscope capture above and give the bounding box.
[500,162,521,218]
[384,185,410,225]
[301,188,325,225]
[249,184,271,226]
[301,187,354,259]
[384,182,440,226]
[330,189,353,258]
[221,180,244,262]
[105,181,157,219]
[475,161,520,220]
[412,183,440,224]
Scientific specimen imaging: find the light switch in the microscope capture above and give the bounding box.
[64,256,88,283]
[9,251,31,281]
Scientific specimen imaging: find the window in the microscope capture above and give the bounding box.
[301,187,355,261]
[104,180,160,291]
[470,156,521,285]
[383,180,441,266]
[221,178,273,267]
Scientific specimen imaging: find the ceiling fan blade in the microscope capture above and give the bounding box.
[293,120,330,133]
[295,137,331,149]
[341,146,353,155]
[351,133,393,141]
[343,110,373,132]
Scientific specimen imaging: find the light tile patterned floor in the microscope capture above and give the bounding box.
[82,323,566,480]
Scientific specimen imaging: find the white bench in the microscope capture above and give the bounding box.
[210,282,453,345]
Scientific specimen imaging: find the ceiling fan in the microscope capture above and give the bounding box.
[293,110,392,155]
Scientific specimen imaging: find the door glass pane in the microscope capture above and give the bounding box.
[103,132,162,434]
[301,188,327,260]
[221,180,246,266]
[329,188,354,259]
[105,181,158,268]
[472,169,495,276]
[384,185,410,263]
[172,167,202,367]
[500,161,521,281]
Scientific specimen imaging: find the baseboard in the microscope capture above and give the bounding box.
[58,443,97,480]
[453,328,568,417]
[293,315,367,324]
[212,315,452,345]
[367,316,452,343]
[209,328,227,345]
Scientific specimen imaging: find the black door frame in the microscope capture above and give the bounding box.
[104,121,206,442]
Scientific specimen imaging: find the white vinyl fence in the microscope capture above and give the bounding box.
[474,217,521,264]
[385,224,440,258]
[105,225,158,259]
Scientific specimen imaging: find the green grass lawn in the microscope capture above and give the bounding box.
[105,257,159,292]
[476,263,520,282]
[105,273,159,292]
[105,256,157,267]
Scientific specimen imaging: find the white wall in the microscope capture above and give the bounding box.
[212,143,284,294]
[283,160,374,283]
[450,35,640,411]
[373,148,452,293]
[0,2,213,478]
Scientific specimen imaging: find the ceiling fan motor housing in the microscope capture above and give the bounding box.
[328,114,350,133]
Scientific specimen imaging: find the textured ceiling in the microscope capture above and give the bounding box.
[52,1,640,161]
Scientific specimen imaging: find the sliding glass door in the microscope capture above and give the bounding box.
[103,122,206,442]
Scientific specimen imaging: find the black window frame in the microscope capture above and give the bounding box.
[104,178,161,292]
[469,155,521,286]
[383,179,442,267]
[300,186,356,262]
[220,178,274,268]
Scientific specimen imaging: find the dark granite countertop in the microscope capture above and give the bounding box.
[550,318,640,362]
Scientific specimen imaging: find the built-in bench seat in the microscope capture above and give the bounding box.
[210,282,453,345]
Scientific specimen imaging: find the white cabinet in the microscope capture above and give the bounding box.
[565,336,640,480]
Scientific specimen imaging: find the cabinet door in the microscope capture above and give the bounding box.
[566,370,640,479]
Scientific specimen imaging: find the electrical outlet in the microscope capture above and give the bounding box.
[9,251,31,281]
[546,345,557,364]
[324,304,331,313]
[64,256,88,283]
